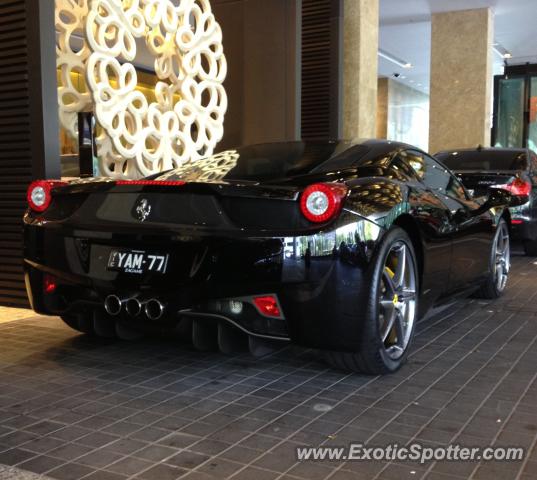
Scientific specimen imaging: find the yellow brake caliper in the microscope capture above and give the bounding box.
[384,266,398,343]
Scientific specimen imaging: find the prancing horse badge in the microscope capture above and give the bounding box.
[135,198,152,222]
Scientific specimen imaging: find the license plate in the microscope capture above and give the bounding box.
[107,250,169,274]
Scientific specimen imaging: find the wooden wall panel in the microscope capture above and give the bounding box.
[0,0,31,306]
[301,0,341,140]
[0,0,59,307]
[212,0,301,148]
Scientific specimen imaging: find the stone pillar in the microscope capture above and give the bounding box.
[429,8,493,154]
[342,0,379,139]
[376,78,389,139]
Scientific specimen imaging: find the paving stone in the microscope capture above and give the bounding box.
[0,251,535,480]
[46,463,94,480]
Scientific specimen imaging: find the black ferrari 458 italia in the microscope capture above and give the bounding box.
[24,140,524,374]
[436,147,537,256]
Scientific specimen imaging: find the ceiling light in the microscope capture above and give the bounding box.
[493,42,512,60]
[378,49,413,69]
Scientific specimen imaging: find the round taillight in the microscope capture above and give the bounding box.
[27,180,66,213]
[300,183,348,223]
[27,181,51,212]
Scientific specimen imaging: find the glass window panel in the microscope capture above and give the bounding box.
[495,77,525,148]
[387,82,430,152]
[528,76,537,154]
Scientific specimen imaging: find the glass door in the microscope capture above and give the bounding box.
[529,77,537,152]
[493,70,537,154]
[494,77,526,148]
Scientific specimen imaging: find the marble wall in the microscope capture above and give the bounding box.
[342,0,379,139]
[429,8,493,154]
[376,77,389,139]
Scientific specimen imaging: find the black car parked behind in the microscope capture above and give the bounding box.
[436,147,537,256]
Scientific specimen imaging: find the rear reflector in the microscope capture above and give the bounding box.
[43,274,57,294]
[116,180,186,186]
[253,296,281,318]
[300,183,348,223]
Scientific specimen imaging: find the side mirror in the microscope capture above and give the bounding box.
[486,187,529,208]
[485,187,512,209]
[470,187,521,217]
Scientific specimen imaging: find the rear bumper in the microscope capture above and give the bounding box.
[510,221,533,241]
[509,204,536,241]
[24,212,386,352]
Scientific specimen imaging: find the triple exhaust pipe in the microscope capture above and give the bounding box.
[104,295,165,321]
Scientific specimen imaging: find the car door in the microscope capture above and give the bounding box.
[407,150,493,292]
[394,150,453,304]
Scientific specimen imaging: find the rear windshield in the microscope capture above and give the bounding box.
[154,141,373,183]
[437,151,528,171]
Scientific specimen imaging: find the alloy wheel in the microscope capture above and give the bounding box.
[379,241,417,360]
[494,222,510,292]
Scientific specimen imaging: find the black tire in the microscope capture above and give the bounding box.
[523,239,537,256]
[60,313,95,335]
[476,219,510,299]
[325,227,419,375]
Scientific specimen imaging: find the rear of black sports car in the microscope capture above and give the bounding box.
[436,147,537,252]
[23,144,390,354]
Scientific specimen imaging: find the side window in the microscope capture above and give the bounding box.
[407,150,467,201]
[399,150,426,179]
[388,154,420,182]
[445,172,469,201]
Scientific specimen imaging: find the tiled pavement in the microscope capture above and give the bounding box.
[0,253,536,480]
[0,464,48,479]
[0,308,34,325]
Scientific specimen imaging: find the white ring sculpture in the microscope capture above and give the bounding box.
[56,0,228,178]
